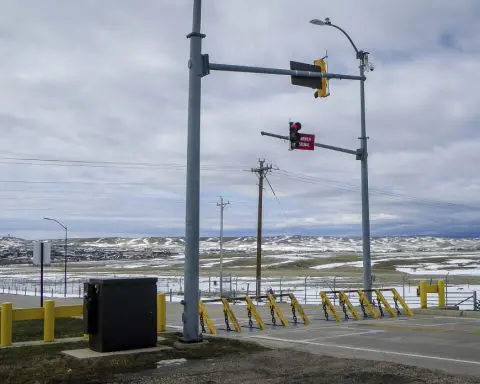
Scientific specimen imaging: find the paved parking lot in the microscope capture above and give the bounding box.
[167,302,480,376]
[2,293,480,376]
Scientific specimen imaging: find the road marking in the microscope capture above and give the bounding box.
[433,316,480,322]
[302,330,385,342]
[247,335,480,366]
[357,323,480,334]
[413,322,469,327]
[254,325,358,337]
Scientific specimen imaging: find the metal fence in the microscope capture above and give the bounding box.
[0,273,478,311]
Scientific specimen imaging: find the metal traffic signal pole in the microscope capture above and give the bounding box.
[310,18,373,300]
[183,0,204,343]
[261,125,373,300]
[183,0,365,343]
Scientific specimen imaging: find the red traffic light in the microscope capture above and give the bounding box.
[293,122,302,130]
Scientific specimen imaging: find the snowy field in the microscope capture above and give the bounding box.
[1,235,479,310]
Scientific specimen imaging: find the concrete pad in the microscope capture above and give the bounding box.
[413,308,480,318]
[1,337,85,349]
[62,345,172,359]
[173,339,209,349]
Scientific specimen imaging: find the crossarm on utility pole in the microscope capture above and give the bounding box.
[260,131,358,156]
[209,63,365,81]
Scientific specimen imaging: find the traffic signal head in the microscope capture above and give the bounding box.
[313,58,329,98]
[289,121,302,150]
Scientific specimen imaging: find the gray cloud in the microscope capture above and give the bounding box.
[0,0,479,239]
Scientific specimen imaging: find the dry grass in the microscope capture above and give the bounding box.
[0,329,266,384]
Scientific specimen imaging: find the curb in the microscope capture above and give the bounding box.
[413,308,480,318]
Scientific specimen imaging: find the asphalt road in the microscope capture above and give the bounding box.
[2,293,480,377]
[0,293,82,307]
[166,301,480,377]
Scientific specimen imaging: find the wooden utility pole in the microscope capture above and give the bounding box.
[251,159,272,298]
[217,196,230,297]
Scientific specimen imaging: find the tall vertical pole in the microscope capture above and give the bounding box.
[217,196,231,297]
[40,242,44,307]
[183,0,204,343]
[64,227,67,298]
[217,196,229,297]
[359,54,372,300]
[220,197,224,296]
[251,160,272,298]
[256,164,264,298]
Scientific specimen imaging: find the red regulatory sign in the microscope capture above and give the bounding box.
[297,133,315,151]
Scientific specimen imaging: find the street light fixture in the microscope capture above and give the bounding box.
[310,17,373,299]
[43,217,68,297]
[309,18,327,26]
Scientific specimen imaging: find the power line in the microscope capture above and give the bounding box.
[0,156,246,171]
[273,169,480,211]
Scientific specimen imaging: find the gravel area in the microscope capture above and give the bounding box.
[110,349,480,384]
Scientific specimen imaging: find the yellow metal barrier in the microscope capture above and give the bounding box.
[44,301,55,343]
[357,290,379,319]
[12,307,44,321]
[55,305,83,318]
[245,296,265,330]
[157,293,166,333]
[437,280,446,309]
[221,298,241,332]
[374,289,396,317]
[319,292,341,322]
[1,303,13,347]
[418,280,446,309]
[339,291,360,321]
[0,301,84,347]
[267,294,288,327]
[392,288,413,316]
[199,300,217,335]
[288,293,310,325]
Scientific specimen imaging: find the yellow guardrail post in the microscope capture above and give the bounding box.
[339,291,360,320]
[288,293,310,325]
[437,280,446,309]
[319,292,341,322]
[419,280,428,309]
[267,294,288,327]
[245,296,265,330]
[199,300,217,335]
[357,290,379,319]
[1,302,13,347]
[43,300,55,343]
[374,289,396,317]
[221,298,241,332]
[391,288,413,316]
[157,293,166,332]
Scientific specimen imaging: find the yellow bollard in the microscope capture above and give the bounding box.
[157,293,166,332]
[1,303,13,347]
[437,280,446,309]
[419,281,428,309]
[43,300,55,343]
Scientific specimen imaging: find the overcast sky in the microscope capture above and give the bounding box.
[0,0,479,240]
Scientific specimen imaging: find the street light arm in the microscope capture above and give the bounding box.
[43,217,67,231]
[327,23,360,57]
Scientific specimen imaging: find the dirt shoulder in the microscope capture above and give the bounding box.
[113,349,480,384]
